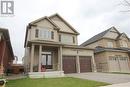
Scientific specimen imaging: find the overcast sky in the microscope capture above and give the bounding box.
[0,0,130,63]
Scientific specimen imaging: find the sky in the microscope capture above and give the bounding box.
[0,0,130,63]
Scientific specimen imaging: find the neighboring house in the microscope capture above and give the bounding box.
[24,14,96,78]
[0,28,14,75]
[81,27,130,73]
[12,64,24,74]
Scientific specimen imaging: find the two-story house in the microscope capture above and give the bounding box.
[0,28,14,75]
[24,14,96,78]
[81,27,130,73]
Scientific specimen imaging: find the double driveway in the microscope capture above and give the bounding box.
[67,72,130,84]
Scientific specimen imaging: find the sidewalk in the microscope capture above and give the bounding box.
[5,74,26,80]
[101,82,130,87]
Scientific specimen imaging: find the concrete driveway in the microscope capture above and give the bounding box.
[66,72,130,84]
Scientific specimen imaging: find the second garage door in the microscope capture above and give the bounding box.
[79,56,92,73]
[63,56,76,74]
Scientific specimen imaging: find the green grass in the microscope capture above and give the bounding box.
[6,77,109,87]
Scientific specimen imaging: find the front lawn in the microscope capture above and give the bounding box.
[6,77,109,87]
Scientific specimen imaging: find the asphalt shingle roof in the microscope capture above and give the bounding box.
[80,28,110,46]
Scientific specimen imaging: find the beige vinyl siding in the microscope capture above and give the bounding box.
[50,16,75,33]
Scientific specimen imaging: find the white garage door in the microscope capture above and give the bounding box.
[109,56,130,73]
[119,57,130,72]
[109,56,120,72]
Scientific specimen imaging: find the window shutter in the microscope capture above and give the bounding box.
[35,29,39,38]
[59,35,61,42]
[73,36,75,43]
[51,31,54,39]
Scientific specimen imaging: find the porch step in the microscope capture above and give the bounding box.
[28,71,64,78]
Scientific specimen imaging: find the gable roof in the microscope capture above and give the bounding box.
[30,16,60,29]
[80,27,120,46]
[0,28,14,60]
[116,33,130,41]
[49,13,79,35]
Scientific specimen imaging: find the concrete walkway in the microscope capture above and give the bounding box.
[5,74,27,80]
[66,72,130,84]
[101,82,130,87]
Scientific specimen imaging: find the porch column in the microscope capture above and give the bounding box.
[58,46,63,71]
[60,46,63,71]
[92,55,97,72]
[38,45,42,72]
[30,44,35,72]
[76,55,80,73]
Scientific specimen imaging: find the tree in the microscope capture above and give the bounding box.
[121,0,130,12]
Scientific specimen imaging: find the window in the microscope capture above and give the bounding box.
[73,36,75,43]
[35,29,39,38]
[122,41,128,47]
[107,42,113,48]
[51,31,54,39]
[61,34,73,44]
[39,29,51,40]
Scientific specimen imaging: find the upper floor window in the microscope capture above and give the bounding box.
[107,42,113,48]
[60,34,74,44]
[35,28,55,40]
[39,29,51,40]
[35,29,39,38]
[122,41,128,47]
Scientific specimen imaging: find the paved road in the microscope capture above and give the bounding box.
[66,72,130,84]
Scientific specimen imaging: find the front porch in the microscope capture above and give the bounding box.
[27,44,64,78]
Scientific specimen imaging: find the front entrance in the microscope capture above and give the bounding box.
[41,52,52,69]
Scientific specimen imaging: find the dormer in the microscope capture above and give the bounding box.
[103,27,120,39]
[116,33,130,48]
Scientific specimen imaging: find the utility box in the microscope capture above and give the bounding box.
[0,79,6,87]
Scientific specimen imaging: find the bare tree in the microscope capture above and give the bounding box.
[121,0,130,12]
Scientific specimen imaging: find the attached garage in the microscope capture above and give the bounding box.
[63,56,76,74]
[109,56,130,72]
[79,56,92,73]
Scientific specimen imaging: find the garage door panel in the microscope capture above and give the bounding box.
[109,56,130,72]
[80,56,92,72]
[63,56,76,74]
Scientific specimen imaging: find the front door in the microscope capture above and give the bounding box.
[41,52,52,69]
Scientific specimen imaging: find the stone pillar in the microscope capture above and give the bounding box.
[92,55,97,72]
[76,55,80,73]
[38,45,42,72]
[30,44,34,72]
